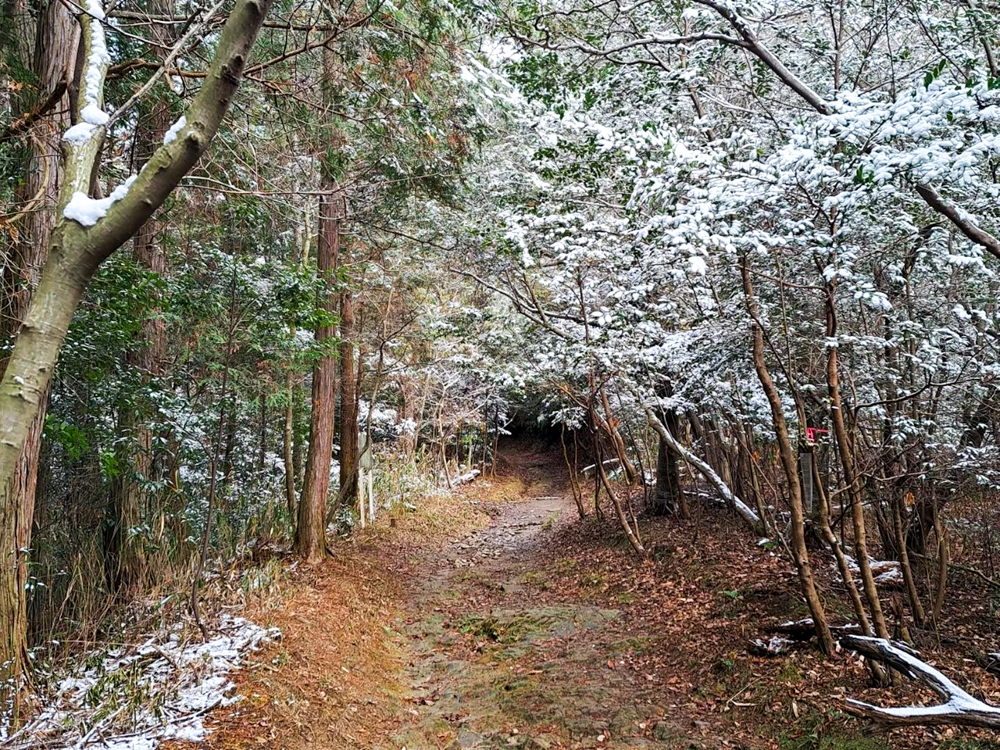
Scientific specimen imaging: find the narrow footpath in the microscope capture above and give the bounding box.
[201,442,916,750]
[388,445,672,749]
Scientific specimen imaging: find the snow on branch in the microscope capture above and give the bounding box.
[60,0,273,259]
[915,184,1000,262]
[841,636,1000,729]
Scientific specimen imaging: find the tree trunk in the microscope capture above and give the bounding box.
[893,491,926,627]
[0,0,74,702]
[0,0,273,688]
[258,388,267,473]
[825,282,890,641]
[651,384,683,517]
[292,374,305,485]
[652,435,682,516]
[221,402,237,490]
[590,409,645,555]
[339,284,359,510]
[283,371,296,516]
[742,259,835,655]
[399,378,417,459]
[932,497,949,625]
[645,409,758,527]
[296,182,340,561]
[106,24,174,591]
[560,424,586,518]
[594,386,638,484]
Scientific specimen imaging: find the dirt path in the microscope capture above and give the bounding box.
[383,443,678,750]
[206,443,745,749]
[205,442,1000,750]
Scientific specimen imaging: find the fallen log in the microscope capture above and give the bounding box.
[454,469,480,485]
[580,459,620,478]
[764,618,862,641]
[974,651,1000,678]
[841,636,1000,729]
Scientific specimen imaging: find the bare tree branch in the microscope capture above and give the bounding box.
[842,636,1000,729]
[915,183,1000,262]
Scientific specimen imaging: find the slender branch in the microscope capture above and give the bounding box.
[0,82,68,142]
[107,0,226,126]
[643,406,761,528]
[915,184,1000,262]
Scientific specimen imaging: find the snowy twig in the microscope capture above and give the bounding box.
[107,0,227,126]
[767,618,861,640]
[842,636,1000,729]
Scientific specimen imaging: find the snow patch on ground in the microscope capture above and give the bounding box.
[1,613,279,749]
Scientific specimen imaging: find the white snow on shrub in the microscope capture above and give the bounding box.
[0,614,279,749]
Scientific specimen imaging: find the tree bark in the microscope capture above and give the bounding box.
[590,409,645,555]
[651,383,683,517]
[810,442,872,636]
[221,401,237,490]
[283,371,297,516]
[644,408,759,527]
[560,424,586,518]
[296,181,340,561]
[824,281,890,641]
[106,9,174,591]
[339,283,359,510]
[399,377,417,459]
[0,0,74,703]
[652,435,682,516]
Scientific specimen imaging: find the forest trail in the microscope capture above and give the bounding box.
[204,442,712,750]
[199,442,997,750]
[389,444,664,750]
